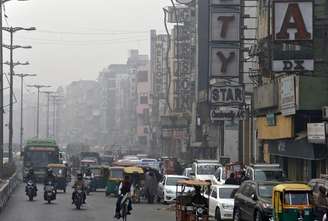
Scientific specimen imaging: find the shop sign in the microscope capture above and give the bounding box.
[210,107,245,121]
[307,123,326,144]
[210,47,240,77]
[211,12,240,42]
[272,42,314,72]
[273,1,313,41]
[209,85,244,106]
[280,75,296,116]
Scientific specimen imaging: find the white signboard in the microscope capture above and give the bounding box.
[210,47,240,77]
[272,59,314,72]
[280,75,296,116]
[210,107,245,121]
[209,85,244,105]
[307,123,326,144]
[274,1,313,41]
[211,12,240,41]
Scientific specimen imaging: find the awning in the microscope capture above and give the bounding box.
[267,137,328,160]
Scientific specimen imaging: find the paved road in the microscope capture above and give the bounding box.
[0,183,175,221]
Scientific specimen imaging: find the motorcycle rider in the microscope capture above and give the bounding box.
[192,186,208,206]
[43,169,57,200]
[115,175,133,219]
[72,173,87,204]
[85,164,92,177]
[25,168,37,195]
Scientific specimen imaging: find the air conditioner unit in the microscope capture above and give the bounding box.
[323,106,328,120]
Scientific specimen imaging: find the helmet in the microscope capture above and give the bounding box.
[29,168,34,174]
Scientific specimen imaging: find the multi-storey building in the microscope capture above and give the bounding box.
[62,80,101,145]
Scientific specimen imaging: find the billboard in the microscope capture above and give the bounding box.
[210,47,240,77]
[209,85,244,106]
[211,12,240,41]
[307,123,326,144]
[280,75,296,116]
[273,1,313,41]
[272,1,314,73]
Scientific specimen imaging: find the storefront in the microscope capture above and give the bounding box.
[267,138,328,181]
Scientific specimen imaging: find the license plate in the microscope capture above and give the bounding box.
[47,192,52,196]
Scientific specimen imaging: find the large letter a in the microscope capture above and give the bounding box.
[276,3,311,40]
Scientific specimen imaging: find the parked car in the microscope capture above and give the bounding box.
[245,164,284,181]
[207,184,239,221]
[233,180,280,221]
[157,175,190,203]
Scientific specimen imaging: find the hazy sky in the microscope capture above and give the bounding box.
[3,0,168,89]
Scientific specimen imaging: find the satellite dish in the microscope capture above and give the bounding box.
[176,0,193,4]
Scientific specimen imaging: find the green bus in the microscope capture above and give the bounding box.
[23,139,60,182]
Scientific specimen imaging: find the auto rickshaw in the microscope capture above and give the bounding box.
[124,166,144,203]
[88,165,110,191]
[48,163,68,193]
[106,166,125,196]
[272,183,315,221]
[176,179,210,221]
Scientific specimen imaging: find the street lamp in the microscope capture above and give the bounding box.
[2,26,35,163]
[0,0,31,169]
[13,73,36,154]
[27,85,51,138]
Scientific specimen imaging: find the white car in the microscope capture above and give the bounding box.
[208,185,239,221]
[157,175,190,203]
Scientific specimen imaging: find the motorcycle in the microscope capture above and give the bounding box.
[44,181,56,204]
[193,203,207,221]
[84,176,92,195]
[73,187,84,210]
[26,180,37,201]
[120,194,131,221]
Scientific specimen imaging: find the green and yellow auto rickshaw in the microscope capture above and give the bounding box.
[272,183,314,221]
[88,165,110,191]
[48,163,68,193]
[106,166,124,196]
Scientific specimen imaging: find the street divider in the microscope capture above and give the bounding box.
[0,173,18,213]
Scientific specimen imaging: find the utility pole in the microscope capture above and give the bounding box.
[41,91,54,138]
[50,94,62,140]
[3,26,34,163]
[0,0,29,169]
[27,85,51,138]
[13,74,36,153]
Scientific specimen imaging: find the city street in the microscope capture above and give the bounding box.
[0,184,175,221]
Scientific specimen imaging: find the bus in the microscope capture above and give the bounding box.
[23,139,60,182]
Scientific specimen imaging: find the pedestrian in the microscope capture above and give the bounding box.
[225,173,239,185]
[238,170,249,184]
[144,171,158,203]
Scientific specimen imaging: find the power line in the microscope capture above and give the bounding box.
[37,29,149,36]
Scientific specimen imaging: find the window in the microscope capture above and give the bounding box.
[138,136,147,145]
[219,188,238,199]
[211,189,218,199]
[137,71,148,82]
[258,184,275,198]
[143,109,150,124]
[140,96,148,104]
[284,192,310,205]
